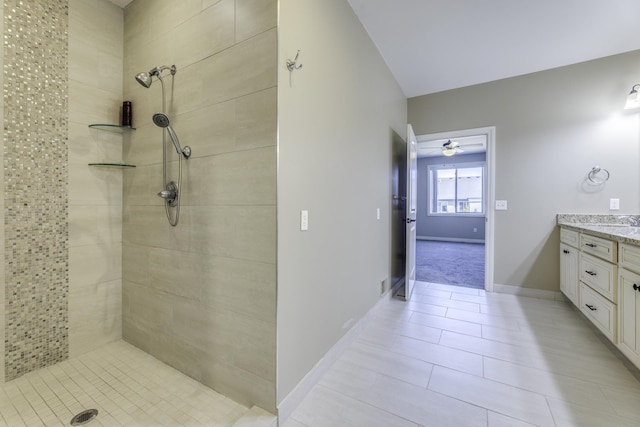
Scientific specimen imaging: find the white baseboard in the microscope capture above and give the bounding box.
[417,236,485,244]
[492,283,562,301]
[276,291,393,425]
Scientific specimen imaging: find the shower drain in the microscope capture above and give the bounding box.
[70,409,98,425]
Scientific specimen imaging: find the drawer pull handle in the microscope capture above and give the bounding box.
[563,250,570,254]
[585,304,597,311]
[585,243,597,248]
[634,284,639,292]
[584,270,597,276]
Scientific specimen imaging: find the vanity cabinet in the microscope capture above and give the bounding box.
[558,218,640,371]
[578,233,618,342]
[559,228,618,342]
[560,229,579,305]
[618,243,640,367]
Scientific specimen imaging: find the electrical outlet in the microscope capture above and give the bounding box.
[380,278,387,295]
[300,210,309,231]
[495,200,508,210]
[610,198,620,210]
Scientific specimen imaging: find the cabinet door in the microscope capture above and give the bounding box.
[618,268,640,363]
[560,243,579,305]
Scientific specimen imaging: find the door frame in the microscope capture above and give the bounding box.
[416,126,495,292]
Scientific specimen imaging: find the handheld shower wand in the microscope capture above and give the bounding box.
[152,112,191,159]
[134,64,188,227]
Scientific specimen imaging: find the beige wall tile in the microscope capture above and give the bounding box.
[235,87,277,150]
[123,205,190,250]
[235,0,277,42]
[123,281,175,332]
[171,301,235,365]
[69,242,122,286]
[165,0,235,68]
[69,205,99,247]
[123,163,163,206]
[148,331,205,381]
[148,248,203,299]
[232,313,276,380]
[201,360,275,411]
[123,0,277,411]
[69,37,99,86]
[199,256,276,322]
[68,162,123,205]
[123,125,164,167]
[183,146,276,206]
[144,0,202,38]
[201,29,277,106]
[69,80,122,125]
[172,99,237,158]
[69,279,122,357]
[70,0,123,57]
[122,243,151,286]
[98,51,124,94]
[187,205,276,263]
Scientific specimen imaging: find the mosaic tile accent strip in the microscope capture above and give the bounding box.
[3,0,69,380]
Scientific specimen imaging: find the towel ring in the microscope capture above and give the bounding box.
[587,166,610,184]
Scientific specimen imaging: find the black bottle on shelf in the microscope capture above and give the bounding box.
[122,101,132,127]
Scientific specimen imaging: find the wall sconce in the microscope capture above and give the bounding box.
[625,84,640,109]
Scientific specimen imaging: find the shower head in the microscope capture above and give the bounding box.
[134,65,176,88]
[135,72,152,88]
[152,112,183,156]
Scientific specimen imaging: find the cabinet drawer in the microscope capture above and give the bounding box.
[579,253,617,302]
[560,228,579,248]
[579,283,617,342]
[619,243,640,275]
[580,233,616,263]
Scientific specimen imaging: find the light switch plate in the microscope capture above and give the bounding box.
[495,200,508,210]
[300,210,309,231]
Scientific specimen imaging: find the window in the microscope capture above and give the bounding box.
[428,163,485,215]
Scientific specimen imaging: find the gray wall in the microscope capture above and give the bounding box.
[417,153,486,241]
[409,50,640,291]
[277,0,407,405]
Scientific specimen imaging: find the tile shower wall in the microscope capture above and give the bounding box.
[122,0,277,412]
[67,0,124,358]
[2,0,123,381]
[3,0,69,380]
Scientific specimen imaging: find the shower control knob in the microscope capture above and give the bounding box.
[158,190,174,199]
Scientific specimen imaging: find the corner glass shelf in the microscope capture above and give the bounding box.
[88,162,136,168]
[88,124,136,133]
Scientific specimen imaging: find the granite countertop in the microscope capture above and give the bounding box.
[557,214,640,245]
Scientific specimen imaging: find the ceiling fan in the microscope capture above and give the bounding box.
[441,140,464,156]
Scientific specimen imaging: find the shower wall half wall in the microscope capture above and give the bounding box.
[122,0,277,412]
[2,0,124,381]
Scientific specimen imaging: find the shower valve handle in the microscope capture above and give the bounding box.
[158,190,175,199]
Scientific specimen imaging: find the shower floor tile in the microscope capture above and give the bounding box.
[0,340,250,426]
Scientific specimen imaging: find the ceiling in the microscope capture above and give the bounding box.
[347,0,640,98]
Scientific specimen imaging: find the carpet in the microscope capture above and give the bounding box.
[416,240,485,289]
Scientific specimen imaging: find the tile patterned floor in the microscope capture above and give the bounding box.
[283,281,640,427]
[0,340,256,426]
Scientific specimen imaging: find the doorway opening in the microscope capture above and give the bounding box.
[415,127,495,291]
